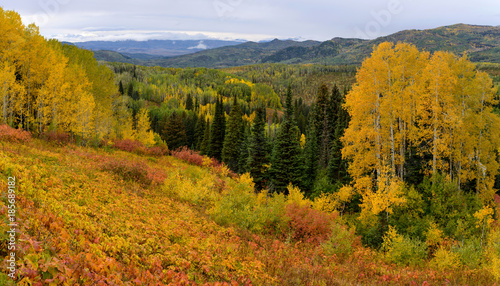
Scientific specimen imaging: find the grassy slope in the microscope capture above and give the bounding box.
[0,137,495,285]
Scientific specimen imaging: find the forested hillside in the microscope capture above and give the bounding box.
[2,7,500,285]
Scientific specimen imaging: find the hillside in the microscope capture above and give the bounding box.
[94,24,500,67]
[0,130,496,285]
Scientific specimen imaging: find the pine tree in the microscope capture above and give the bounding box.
[185,93,194,111]
[118,80,124,95]
[194,114,206,151]
[222,96,243,172]
[184,112,197,149]
[302,113,319,194]
[209,96,226,161]
[163,111,187,150]
[248,107,269,191]
[238,122,250,174]
[270,86,303,194]
[315,83,331,168]
[327,85,349,184]
[200,119,211,155]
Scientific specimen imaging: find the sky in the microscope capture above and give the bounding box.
[2,0,499,42]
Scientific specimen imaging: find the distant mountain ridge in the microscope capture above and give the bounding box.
[89,24,500,67]
[73,39,243,57]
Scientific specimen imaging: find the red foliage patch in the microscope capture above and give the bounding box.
[0,124,32,142]
[285,203,334,244]
[170,147,204,166]
[42,130,72,145]
[113,139,168,157]
[100,158,167,186]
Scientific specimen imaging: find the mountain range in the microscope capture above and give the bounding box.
[85,24,500,68]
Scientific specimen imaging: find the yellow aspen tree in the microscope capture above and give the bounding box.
[421,51,458,176]
[74,91,95,144]
[135,108,155,147]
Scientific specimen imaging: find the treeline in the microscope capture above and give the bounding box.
[0,8,157,146]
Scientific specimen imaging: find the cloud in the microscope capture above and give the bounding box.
[187,41,208,50]
[4,0,500,42]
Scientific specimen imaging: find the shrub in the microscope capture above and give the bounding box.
[113,139,146,154]
[0,124,31,143]
[382,226,427,266]
[285,202,334,244]
[42,130,71,145]
[453,238,482,268]
[101,158,166,186]
[430,246,461,270]
[322,223,357,261]
[171,147,204,166]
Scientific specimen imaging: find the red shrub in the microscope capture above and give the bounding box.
[145,145,169,156]
[170,147,204,166]
[285,203,334,244]
[113,139,146,154]
[0,124,32,143]
[42,130,72,145]
[100,158,167,186]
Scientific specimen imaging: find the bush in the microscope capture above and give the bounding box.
[0,124,31,143]
[322,223,357,261]
[430,246,461,270]
[453,238,482,268]
[382,226,427,266]
[101,158,166,186]
[285,202,334,244]
[210,173,288,234]
[113,139,146,154]
[170,147,204,166]
[42,130,71,145]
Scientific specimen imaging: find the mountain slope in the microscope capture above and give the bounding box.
[89,24,500,67]
[73,39,243,57]
[151,38,322,68]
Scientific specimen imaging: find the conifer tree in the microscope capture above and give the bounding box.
[222,96,243,172]
[194,114,206,150]
[302,114,319,194]
[118,80,124,95]
[200,118,211,155]
[248,107,269,191]
[238,122,250,174]
[315,83,331,168]
[270,86,303,194]
[209,96,226,161]
[163,111,187,150]
[185,93,194,111]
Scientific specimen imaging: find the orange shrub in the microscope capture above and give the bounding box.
[42,130,72,145]
[170,147,204,166]
[0,124,31,142]
[285,202,334,244]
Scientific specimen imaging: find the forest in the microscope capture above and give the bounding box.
[2,7,500,285]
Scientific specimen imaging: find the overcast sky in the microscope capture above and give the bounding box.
[2,0,499,42]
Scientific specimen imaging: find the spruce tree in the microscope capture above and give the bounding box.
[184,112,197,149]
[194,114,206,151]
[200,118,210,155]
[270,86,303,194]
[327,86,350,185]
[222,96,243,172]
[118,80,124,95]
[247,107,269,191]
[209,96,226,161]
[185,93,194,111]
[302,112,319,195]
[238,123,250,174]
[315,83,331,168]
[162,111,187,151]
